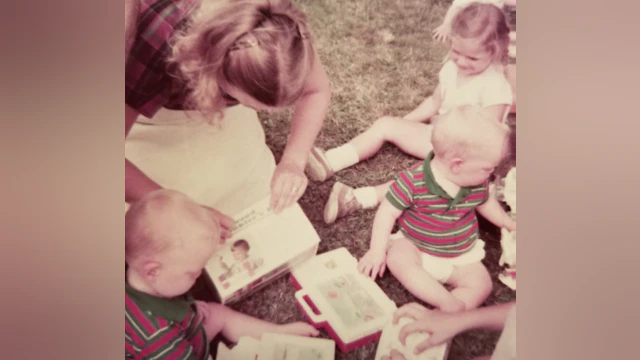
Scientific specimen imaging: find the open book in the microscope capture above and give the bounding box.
[216,333,335,360]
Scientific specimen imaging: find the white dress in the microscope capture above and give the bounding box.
[125,105,276,216]
[438,60,514,122]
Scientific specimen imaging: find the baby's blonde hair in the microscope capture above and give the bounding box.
[169,0,315,121]
[125,189,217,263]
[431,105,511,162]
[449,2,510,66]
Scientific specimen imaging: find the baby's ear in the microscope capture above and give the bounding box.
[142,261,162,281]
[449,157,464,173]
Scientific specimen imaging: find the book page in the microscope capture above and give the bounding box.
[316,274,386,329]
[271,343,330,360]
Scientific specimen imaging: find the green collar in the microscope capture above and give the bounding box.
[422,151,472,208]
[125,282,195,323]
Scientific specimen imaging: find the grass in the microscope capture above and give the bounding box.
[220,1,516,358]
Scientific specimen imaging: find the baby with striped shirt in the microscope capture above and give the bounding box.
[357,106,516,313]
[125,190,318,360]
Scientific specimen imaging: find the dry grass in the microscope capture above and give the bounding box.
[217,1,516,359]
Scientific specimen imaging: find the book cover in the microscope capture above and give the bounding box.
[205,197,321,304]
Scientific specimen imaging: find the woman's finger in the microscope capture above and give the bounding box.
[270,172,288,212]
[414,335,442,355]
[276,177,296,212]
[371,263,380,280]
[280,175,304,212]
[399,322,432,346]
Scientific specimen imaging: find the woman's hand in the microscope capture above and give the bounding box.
[270,159,308,213]
[393,303,465,354]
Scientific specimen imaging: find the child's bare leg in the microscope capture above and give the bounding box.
[349,118,433,161]
[446,262,493,310]
[386,238,465,312]
[307,118,432,182]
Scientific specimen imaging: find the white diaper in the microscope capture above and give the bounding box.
[389,232,486,283]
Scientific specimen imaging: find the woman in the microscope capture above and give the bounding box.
[125,0,331,236]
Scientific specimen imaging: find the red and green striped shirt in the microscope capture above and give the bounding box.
[386,152,489,257]
[125,283,209,360]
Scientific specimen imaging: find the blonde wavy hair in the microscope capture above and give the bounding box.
[448,2,511,67]
[169,0,315,122]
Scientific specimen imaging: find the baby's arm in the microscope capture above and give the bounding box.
[402,84,443,123]
[476,196,516,232]
[358,198,403,280]
[196,302,319,343]
[359,170,414,279]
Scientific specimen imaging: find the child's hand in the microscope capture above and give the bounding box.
[278,322,320,337]
[432,23,450,43]
[195,300,211,322]
[357,249,387,280]
[202,205,236,240]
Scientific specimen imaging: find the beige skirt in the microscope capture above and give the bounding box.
[125,105,277,216]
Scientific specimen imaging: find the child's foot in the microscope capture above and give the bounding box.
[305,147,335,182]
[278,322,320,337]
[324,182,363,224]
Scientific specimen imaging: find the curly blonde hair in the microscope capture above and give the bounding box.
[169,0,315,122]
[450,3,510,66]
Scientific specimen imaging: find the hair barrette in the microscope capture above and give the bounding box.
[229,38,260,51]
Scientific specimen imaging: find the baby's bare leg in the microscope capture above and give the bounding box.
[446,262,493,310]
[386,238,464,312]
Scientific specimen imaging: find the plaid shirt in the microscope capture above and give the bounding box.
[126,0,198,118]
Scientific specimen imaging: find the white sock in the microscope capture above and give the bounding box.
[353,187,378,209]
[325,144,360,172]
